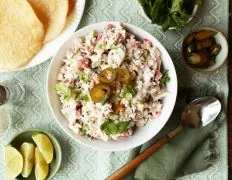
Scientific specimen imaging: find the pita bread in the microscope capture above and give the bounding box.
[28,0,69,42]
[0,0,44,70]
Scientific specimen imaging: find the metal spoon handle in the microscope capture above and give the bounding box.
[106,125,184,180]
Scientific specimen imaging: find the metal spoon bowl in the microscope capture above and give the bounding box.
[181,96,221,128]
[107,96,221,180]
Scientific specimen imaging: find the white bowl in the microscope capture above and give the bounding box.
[47,22,178,151]
[182,27,228,72]
[140,3,198,30]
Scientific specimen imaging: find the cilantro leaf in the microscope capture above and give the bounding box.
[150,0,166,24]
[194,0,201,5]
[77,71,89,83]
[137,0,149,6]
[170,0,191,29]
[100,120,117,135]
[74,92,90,102]
[110,44,117,49]
[94,43,105,51]
[161,70,170,86]
[117,121,130,133]
[120,84,137,100]
[101,96,109,105]
[79,127,87,136]
[106,122,118,135]
[80,93,90,101]
[100,119,131,135]
[56,83,72,100]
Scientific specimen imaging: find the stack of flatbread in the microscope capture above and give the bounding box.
[0,0,75,70]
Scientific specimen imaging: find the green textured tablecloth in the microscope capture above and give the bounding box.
[0,0,229,179]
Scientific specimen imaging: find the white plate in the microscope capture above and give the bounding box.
[0,0,86,72]
[47,22,178,151]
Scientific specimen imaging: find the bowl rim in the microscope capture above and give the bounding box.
[181,26,228,73]
[6,128,62,180]
[140,3,199,30]
[47,21,178,151]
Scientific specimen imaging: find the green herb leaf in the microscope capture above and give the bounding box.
[101,96,109,105]
[100,120,117,135]
[125,93,133,100]
[137,0,149,6]
[92,30,98,37]
[194,0,201,5]
[107,122,118,135]
[161,70,170,86]
[94,43,104,51]
[150,0,166,24]
[117,121,130,133]
[79,127,87,136]
[170,0,191,29]
[119,84,137,100]
[127,85,137,96]
[110,44,117,49]
[161,15,173,32]
[56,83,72,100]
[100,119,131,135]
[106,43,118,50]
[81,93,90,101]
[77,71,89,83]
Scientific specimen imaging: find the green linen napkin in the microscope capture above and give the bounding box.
[133,89,225,180]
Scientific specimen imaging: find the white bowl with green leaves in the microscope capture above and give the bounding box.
[138,0,199,31]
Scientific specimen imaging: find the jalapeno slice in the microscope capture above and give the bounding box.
[90,83,110,103]
[116,68,131,84]
[99,68,116,83]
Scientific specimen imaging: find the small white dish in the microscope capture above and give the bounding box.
[0,0,86,72]
[47,22,178,151]
[182,27,228,72]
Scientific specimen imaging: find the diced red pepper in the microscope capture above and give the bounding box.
[64,79,69,83]
[126,33,135,39]
[104,24,113,31]
[86,45,93,53]
[154,70,162,80]
[76,105,82,116]
[143,38,153,46]
[154,112,161,118]
[77,58,92,70]
[96,34,102,42]
[131,42,141,48]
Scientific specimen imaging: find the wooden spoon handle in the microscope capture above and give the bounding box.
[106,125,183,180]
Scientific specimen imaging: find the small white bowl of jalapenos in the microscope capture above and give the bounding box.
[182,27,228,72]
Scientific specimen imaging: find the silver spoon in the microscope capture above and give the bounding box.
[107,96,221,180]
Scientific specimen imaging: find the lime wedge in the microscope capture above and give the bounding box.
[4,146,23,179]
[32,133,54,164]
[20,142,35,178]
[35,147,49,180]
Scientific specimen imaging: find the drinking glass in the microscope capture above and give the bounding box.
[0,80,25,105]
[0,108,10,136]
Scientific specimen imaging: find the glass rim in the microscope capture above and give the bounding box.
[0,108,11,137]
